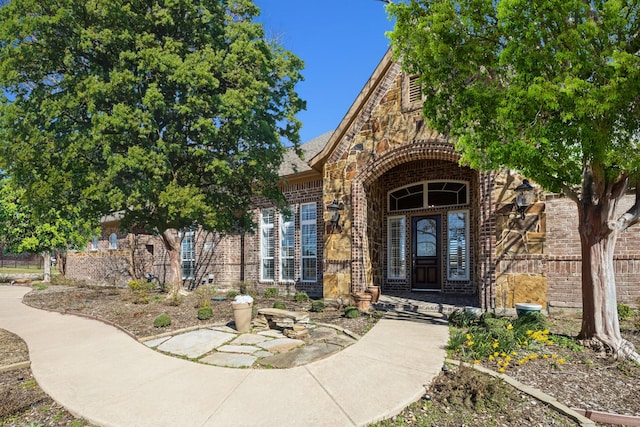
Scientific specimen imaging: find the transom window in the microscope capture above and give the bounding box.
[389,181,468,212]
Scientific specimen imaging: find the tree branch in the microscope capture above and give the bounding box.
[612,176,640,232]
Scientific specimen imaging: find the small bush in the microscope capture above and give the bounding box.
[197,306,213,320]
[226,290,239,299]
[264,287,279,298]
[344,306,360,318]
[294,292,309,303]
[618,303,633,321]
[128,279,155,304]
[193,285,216,308]
[153,314,171,328]
[448,309,478,328]
[310,300,325,313]
[273,301,286,310]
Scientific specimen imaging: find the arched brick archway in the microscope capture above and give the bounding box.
[350,141,496,308]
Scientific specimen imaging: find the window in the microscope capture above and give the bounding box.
[108,233,118,250]
[447,211,469,280]
[181,231,195,280]
[387,216,406,279]
[300,203,317,282]
[261,209,275,281]
[280,208,295,281]
[389,184,424,211]
[428,182,467,207]
[389,181,468,211]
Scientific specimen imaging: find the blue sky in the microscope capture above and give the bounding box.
[254,1,394,143]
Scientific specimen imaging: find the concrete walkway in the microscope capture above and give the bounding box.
[0,285,449,427]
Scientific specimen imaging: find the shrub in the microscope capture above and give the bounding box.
[197,306,213,320]
[448,309,478,328]
[310,300,325,313]
[294,292,309,303]
[264,287,279,298]
[618,303,633,321]
[344,306,359,318]
[273,301,286,310]
[193,285,216,308]
[166,290,183,307]
[226,290,239,299]
[128,279,154,304]
[153,314,171,328]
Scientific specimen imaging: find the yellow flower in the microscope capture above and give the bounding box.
[488,355,495,361]
[518,359,526,365]
[543,354,550,359]
[526,330,533,335]
[507,324,514,330]
[498,367,505,373]
[551,354,558,359]
[500,352,507,357]
[543,329,550,335]
[546,340,554,345]
[494,352,499,357]
[511,351,518,356]
[493,342,499,348]
[466,333,472,340]
[557,358,565,364]
[474,359,480,364]
[467,341,474,347]
[505,356,512,363]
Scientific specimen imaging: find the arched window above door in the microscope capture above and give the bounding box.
[388,181,468,212]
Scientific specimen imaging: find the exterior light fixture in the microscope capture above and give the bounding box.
[514,179,535,220]
[327,199,344,233]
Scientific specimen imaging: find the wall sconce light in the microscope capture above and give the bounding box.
[327,199,344,233]
[514,179,535,219]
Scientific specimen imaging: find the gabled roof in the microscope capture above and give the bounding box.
[278,130,334,179]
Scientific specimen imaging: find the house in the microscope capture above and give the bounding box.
[66,49,640,310]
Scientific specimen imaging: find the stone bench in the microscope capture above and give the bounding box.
[253,308,310,331]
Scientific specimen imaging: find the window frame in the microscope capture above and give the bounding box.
[388,180,469,212]
[387,215,407,280]
[108,233,118,250]
[180,230,195,280]
[279,207,295,282]
[260,208,275,282]
[300,202,318,282]
[447,210,470,281]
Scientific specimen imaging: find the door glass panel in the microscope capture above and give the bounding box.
[416,218,437,257]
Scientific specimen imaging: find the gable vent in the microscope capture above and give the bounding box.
[408,75,422,103]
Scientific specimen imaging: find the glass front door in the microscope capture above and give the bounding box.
[412,215,441,291]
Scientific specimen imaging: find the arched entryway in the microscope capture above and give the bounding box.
[350,141,495,307]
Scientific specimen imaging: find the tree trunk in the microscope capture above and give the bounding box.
[42,251,51,283]
[161,230,184,295]
[577,201,639,362]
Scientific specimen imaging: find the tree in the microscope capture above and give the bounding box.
[0,0,304,293]
[0,178,95,281]
[388,0,640,360]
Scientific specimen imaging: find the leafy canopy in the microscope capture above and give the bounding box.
[0,0,305,235]
[388,0,640,194]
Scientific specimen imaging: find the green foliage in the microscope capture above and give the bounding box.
[153,314,171,328]
[294,292,309,303]
[226,290,239,299]
[618,303,633,321]
[344,306,360,319]
[0,0,305,273]
[33,283,47,291]
[273,301,286,310]
[193,285,216,309]
[447,309,479,328]
[128,279,154,304]
[310,300,325,313]
[197,305,213,321]
[264,287,279,298]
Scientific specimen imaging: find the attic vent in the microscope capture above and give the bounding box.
[408,75,422,103]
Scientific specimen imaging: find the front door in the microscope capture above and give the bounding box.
[412,215,441,291]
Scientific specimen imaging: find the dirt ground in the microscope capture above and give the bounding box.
[2,283,640,426]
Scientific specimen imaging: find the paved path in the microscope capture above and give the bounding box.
[0,285,449,427]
